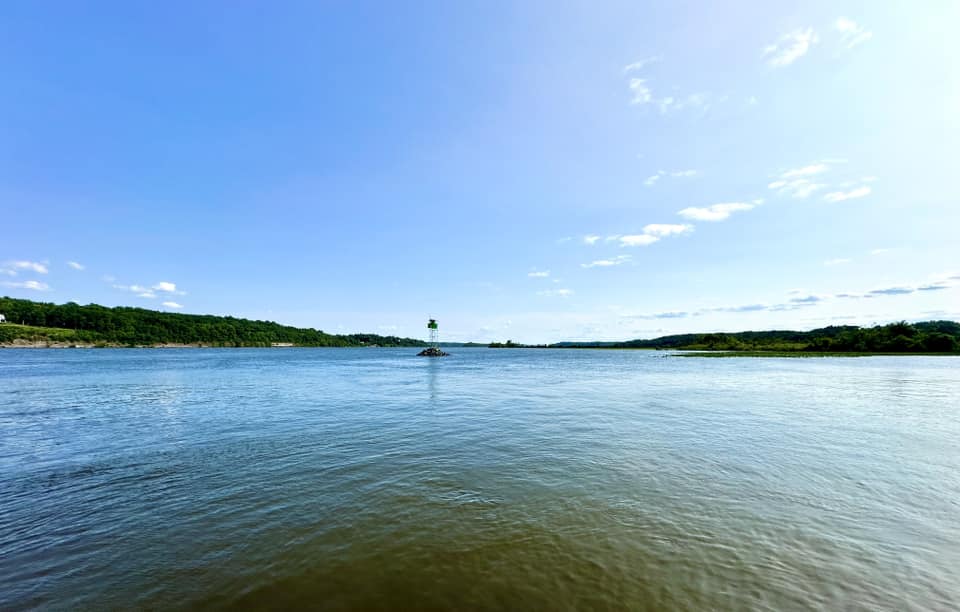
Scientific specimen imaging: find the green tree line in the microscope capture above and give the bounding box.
[557,321,960,353]
[0,297,426,347]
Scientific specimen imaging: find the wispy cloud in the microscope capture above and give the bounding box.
[781,163,828,178]
[868,286,913,296]
[658,92,717,114]
[644,169,697,187]
[628,78,654,105]
[623,56,661,73]
[619,234,660,247]
[582,255,631,268]
[162,301,184,309]
[769,162,839,198]
[2,280,50,291]
[763,28,818,67]
[1,260,49,276]
[537,288,574,297]
[583,234,601,245]
[625,311,692,320]
[776,180,825,198]
[789,294,827,303]
[623,59,719,115]
[678,202,754,222]
[623,273,957,321]
[67,261,85,271]
[643,223,693,237]
[823,186,871,202]
[527,270,550,278]
[112,281,185,299]
[917,282,951,292]
[835,17,872,48]
[114,283,151,295]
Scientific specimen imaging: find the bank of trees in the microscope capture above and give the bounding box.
[0,297,425,347]
[612,321,960,353]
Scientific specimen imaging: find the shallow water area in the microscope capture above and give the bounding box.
[1,348,959,610]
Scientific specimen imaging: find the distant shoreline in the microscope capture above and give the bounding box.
[0,342,410,349]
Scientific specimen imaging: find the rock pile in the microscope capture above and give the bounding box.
[417,347,449,357]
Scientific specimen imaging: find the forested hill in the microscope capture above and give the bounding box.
[0,297,426,347]
[554,321,960,353]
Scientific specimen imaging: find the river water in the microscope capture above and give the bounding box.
[1,348,958,610]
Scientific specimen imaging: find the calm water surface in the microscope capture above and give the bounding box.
[1,348,959,610]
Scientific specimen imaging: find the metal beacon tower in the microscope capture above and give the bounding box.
[417,318,449,357]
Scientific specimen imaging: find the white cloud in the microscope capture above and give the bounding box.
[537,288,573,297]
[623,56,661,73]
[2,280,50,291]
[769,163,838,198]
[824,186,871,202]
[870,248,892,255]
[582,255,631,268]
[621,272,958,322]
[628,78,654,105]
[583,234,601,245]
[659,92,714,114]
[763,28,818,67]
[1,260,49,276]
[528,270,550,278]
[643,223,693,237]
[781,163,828,178]
[619,234,660,247]
[678,202,754,222]
[162,301,184,309]
[623,61,718,115]
[784,180,825,198]
[646,169,697,186]
[835,17,872,48]
[113,283,157,298]
[67,261,85,270]
[114,280,186,297]
[824,258,852,266]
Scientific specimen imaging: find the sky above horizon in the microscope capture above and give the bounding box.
[2,1,959,343]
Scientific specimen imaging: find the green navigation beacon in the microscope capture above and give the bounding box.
[418,318,449,357]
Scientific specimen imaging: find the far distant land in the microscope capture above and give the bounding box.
[1,297,958,354]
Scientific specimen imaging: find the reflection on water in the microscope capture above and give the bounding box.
[1,348,959,610]
[426,355,439,401]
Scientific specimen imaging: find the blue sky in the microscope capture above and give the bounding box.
[2,1,958,343]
